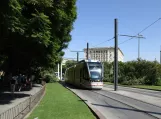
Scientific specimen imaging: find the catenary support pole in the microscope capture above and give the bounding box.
[77,52,79,62]
[58,63,60,79]
[114,19,118,91]
[60,63,62,80]
[87,42,89,60]
[138,34,140,59]
[160,46,161,64]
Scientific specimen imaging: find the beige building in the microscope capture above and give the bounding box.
[84,47,124,62]
[62,58,69,65]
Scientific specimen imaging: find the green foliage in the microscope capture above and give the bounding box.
[65,60,77,68]
[44,74,58,83]
[62,60,77,74]
[39,69,58,83]
[0,0,77,75]
[103,62,113,82]
[103,59,161,86]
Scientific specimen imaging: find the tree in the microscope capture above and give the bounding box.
[103,62,113,82]
[65,60,77,68]
[0,0,77,75]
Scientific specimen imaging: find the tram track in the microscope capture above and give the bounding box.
[88,89,161,119]
[64,82,161,119]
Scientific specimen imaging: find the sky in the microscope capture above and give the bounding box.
[63,0,161,62]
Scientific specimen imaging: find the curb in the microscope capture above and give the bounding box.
[65,86,106,119]
[23,86,46,119]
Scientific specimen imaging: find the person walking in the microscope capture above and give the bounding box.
[10,74,16,96]
[17,74,23,91]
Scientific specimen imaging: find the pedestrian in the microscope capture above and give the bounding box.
[0,70,2,84]
[10,74,16,96]
[17,74,22,91]
[0,70,3,88]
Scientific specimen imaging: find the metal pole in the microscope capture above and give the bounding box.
[60,63,62,80]
[58,63,60,79]
[114,19,118,91]
[87,42,89,60]
[160,46,161,64]
[77,52,79,62]
[138,34,140,60]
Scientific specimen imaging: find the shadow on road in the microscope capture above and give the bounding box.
[92,103,161,115]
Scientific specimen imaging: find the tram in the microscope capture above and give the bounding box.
[65,59,103,89]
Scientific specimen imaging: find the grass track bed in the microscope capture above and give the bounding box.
[28,83,96,119]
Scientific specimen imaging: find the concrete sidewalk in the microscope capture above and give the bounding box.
[0,84,42,114]
[103,86,161,107]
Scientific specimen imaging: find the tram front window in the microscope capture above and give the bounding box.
[88,62,102,81]
[90,71,101,81]
[88,62,102,70]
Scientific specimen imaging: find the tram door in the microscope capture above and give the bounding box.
[80,69,82,83]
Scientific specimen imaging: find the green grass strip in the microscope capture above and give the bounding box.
[28,83,96,119]
[104,82,113,85]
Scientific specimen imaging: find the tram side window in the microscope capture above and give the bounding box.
[75,68,79,79]
[80,68,83,78]
[83,67,89,80]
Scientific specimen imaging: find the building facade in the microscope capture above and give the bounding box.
[84,47,124,62]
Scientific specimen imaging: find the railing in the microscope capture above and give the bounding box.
[0,85,45,119]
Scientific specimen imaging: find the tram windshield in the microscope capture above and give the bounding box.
[88,62,102,70]
[90,71,101,79]
[88,62,102,81]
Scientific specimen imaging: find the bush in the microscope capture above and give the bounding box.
[103,59,161,86]
[155,78,161,86]
[137,77,146,85]
[44,74,58,83]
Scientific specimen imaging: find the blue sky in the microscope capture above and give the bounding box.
[63,0,161,62]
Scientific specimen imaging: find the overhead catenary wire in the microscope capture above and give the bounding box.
[92,37,114,48]
[119,18,161,45]
[138,18,161,34]
[119,37,133,45]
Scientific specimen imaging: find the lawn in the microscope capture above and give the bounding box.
[104,82,113,85]
[104,82,161,91]
[28,83,96,119]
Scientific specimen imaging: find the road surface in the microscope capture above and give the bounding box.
[67,84,161,119]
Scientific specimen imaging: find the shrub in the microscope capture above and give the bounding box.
[44,74,58,83]
[103,59,161,86]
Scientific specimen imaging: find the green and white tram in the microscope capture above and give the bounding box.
[65,59,103,89]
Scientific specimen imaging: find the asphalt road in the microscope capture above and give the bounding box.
[68,85,161,119]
